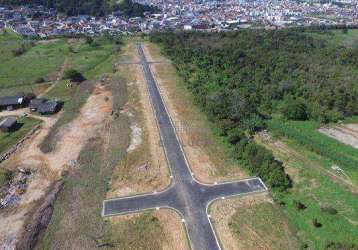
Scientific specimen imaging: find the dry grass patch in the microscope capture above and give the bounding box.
[210,193,299,250]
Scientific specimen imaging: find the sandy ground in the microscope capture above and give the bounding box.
[0,84,113,248]
[144,43,247,183]
[210,193,273,250]
[319,123,358,149]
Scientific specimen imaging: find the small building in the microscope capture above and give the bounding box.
[0,95,27,111]
[37,100,62,115]
[29,98,47,112]
[0,117,18,132]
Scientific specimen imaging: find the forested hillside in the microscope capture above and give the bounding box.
[0,0,159,16]
[150,29,358,191]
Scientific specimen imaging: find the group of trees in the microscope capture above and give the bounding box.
[0,0,158,17]
[150,29,358,190]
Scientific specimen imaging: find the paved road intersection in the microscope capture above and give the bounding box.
[102,43,268,250]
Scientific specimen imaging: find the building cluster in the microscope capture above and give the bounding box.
[0,0,357,37]
[141,0,358,30]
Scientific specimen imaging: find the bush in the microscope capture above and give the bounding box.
[63,69,85,82]
[312,218,322,228]
[293,200,307,210]
[0,169,13,187]
[281,98,308,121]
[34,77,45,84]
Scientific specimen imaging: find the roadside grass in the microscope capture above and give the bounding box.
[229,202,299,250]
[267,119,358,184]
[0,38,68,88]
[0,116,41,155]
[148,53,246,179]
[255,135,358,249]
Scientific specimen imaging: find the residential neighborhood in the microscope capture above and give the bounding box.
[1,0,357,37]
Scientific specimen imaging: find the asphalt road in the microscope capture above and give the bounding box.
[103,43,268,250]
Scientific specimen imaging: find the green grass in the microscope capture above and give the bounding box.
[0,29,23,62]
[0,117,42,155]
[268,119,358,184]
[0,39,68,88]
[256,135,358,249]
[229,202,299,250]
[307,29,358,47]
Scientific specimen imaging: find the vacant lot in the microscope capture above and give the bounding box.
[256,132,358,249]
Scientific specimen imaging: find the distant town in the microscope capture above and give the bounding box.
[0,0,357,37]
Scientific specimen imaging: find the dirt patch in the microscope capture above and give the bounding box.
[318,124,358,149]
[145,44,247,183]
[210,193,273,250]
[108,62,169,197]
[0,84,113,248]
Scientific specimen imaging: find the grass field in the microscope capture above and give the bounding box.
[0,116,41,155]
[230,202,299,249]
[268,119,358,184]
[255,134,358,249]
[0,38,68,88]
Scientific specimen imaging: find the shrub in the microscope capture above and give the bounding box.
[0,169,13,187]
[63,69,85,82]
[293,200,307,210]
[312,218,322,228]
[34,77,45,84]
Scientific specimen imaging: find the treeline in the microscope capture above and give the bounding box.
[0,0,158,17]
[150,30,358,190]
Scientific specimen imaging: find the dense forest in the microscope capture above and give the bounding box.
[150,29,358,190]
[0,0,159,16]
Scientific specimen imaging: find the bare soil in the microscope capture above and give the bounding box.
[0,84,113,248]
[318,123,358,149]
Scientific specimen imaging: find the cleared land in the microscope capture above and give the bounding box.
[319,123,358,149]
[255,131,358,249]
[211,193,299,250]
[105,40,188,250]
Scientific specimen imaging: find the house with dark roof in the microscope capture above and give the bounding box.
[0,117,18,132]
[0,95,27,111]
[37,100,62,115]
[29,98,47,112]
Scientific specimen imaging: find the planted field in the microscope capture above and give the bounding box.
[255,133,358,249]
[268,119,358,184]
[0,117,41,155]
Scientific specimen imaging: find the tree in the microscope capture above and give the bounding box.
[63,69,85,82]
[281,97,308,120]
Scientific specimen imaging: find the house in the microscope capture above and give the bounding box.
[37,100,62,115]
[0,117,18,132]
[0,95,27,111]
[29,98,47,112]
